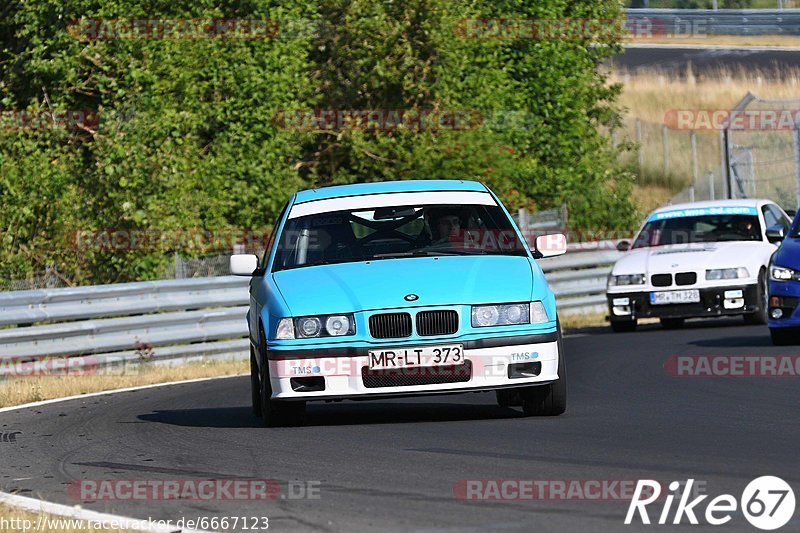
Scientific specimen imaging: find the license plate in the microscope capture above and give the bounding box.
[368,344,464,370]
[650,290,700,305]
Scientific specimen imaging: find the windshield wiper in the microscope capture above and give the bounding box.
[371,249,476,259]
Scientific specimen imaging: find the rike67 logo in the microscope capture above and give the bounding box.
[626,477,795,530]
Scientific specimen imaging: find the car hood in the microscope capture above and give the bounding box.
[772,237,800,270]
[613,242,764,274]
[272,255,535,316]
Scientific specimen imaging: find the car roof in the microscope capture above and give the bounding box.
[293,179,489,204]
[651,199,769,215]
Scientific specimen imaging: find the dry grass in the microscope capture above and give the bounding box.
[611,68,800,197]
[613,67,800,123]
[560,312,608,331]
[0,359,247,408]
[626,35,800,48]
[0,504,128,532]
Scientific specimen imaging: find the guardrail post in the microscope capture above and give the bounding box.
[636,118,643,172]
[690,131,698,202]
[708,171,715,201]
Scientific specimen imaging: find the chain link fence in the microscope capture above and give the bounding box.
[723,94,800,210]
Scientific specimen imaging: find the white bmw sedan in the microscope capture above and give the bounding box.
[606,199,792,331]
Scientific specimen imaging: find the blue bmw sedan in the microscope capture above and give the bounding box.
[230,180,568,426]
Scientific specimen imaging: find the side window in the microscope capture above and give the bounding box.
[768,205,791,231]
[762,205,779,232]
[261,201,290,268]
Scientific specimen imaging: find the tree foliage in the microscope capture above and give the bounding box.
[0,0,636,285]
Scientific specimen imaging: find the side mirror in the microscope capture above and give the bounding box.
[533,233,567,259]
[786,209,797,218]
[765,225,786,244]
[230,254,259,276]
[616,240,631,252]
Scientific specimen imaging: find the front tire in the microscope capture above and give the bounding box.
[744,270,768,325]
[258,327,306,427]
[521,322,567,416]
[250,346,262,417]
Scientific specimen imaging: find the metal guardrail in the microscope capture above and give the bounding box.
[541,244,622,314]
[626,8,800,35]
[0,247,619,372]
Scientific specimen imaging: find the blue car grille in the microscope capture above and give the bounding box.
[369,312,412,338]
[416,310,458,336]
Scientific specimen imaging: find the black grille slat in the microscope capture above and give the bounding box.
[651,274,673,287]
[361,361,472,388]
[675,272,697,286]
[369,313,412,338]
[416,310,459,336]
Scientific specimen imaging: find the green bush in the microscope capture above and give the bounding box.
[0,0,636,285]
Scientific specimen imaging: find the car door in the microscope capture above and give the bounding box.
[250,201,290,343]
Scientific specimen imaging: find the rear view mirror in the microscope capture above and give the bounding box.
[230,254,259,276]
[533,233,567,259]
[786,210,797,218]
[765,225,786,244]
[616,240,631,252]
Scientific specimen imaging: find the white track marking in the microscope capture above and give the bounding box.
[0,374,247,532]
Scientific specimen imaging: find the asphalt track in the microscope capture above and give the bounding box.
[613,45,800,77]
[1,319,798,532]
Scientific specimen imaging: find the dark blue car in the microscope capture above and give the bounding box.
[768,211,800,345]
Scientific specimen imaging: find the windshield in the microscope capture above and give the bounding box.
[272,203,527,271]
[632,214,762,249]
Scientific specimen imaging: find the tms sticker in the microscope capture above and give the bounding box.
[511,351,539,361]
[290,366,320,375]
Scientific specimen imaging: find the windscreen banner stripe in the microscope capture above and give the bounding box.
[287,191,497,219]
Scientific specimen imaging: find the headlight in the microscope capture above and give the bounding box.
[275,314,356,339]
[771,265,799,281]
[608,274,646,287]
[705,267,749,281]
[297,317,322,338]
[325,315,352,336]
[471,302,543,327]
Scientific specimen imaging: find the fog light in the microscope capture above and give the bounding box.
[724,290,743,299]
[723,298,744,309]
[613,297,630,306]
[508,362,542,379]
[771,308,784,319]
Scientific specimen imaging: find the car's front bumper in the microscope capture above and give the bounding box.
[606,283,760,321]
[768,279,800,328]
[265,333,560,400]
